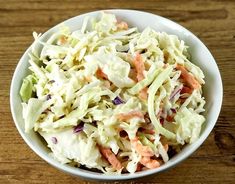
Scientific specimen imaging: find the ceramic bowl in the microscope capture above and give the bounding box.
[10,9,223,180]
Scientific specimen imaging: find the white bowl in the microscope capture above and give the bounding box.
[10,9,223,180]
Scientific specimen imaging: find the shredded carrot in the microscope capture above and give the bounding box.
[139,87,148,100]
[131,137,154,157]
[176,64,201,89]
[116,111,144,121]
[129,69,138,82]
[96,68,108,79]
[99,147,122,170]
[116,21,128,30]
[140,156,160,169]
[132,53,149,100]
[133,53,145,82]
[131,137,159,169]
[181,86,193,94]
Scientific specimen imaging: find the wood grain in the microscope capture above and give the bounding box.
[0,0,235,183]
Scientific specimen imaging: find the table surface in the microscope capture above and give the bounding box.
[1,0,235,183]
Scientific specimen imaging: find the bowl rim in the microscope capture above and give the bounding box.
[10,9,223,180]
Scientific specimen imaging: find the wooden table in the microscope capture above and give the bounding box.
[1,0,234,183]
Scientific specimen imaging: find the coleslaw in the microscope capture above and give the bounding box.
[19,12,205,174]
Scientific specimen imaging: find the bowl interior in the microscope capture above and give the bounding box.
[10,9,223,180]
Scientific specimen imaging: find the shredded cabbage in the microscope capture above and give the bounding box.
[175,107,205,144]
[148,66,176,140]
[20,74,37,102]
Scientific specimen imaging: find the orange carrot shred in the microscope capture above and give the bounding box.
[132,53,149,100]
[181,86,193,94]
[96,68,108,79]
[139,87,148,100]
[176,64,200,89]
[99,147,122,170]
[133,53,145,82]
[129,68,138,82]
[131,138,154,157]
[140,156,160,169]
[116,111,144,121]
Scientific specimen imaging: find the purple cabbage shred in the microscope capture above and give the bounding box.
[51,137,58,144]
[73,122,84,133]
[112,96,124,105]
[169,86,183,101]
